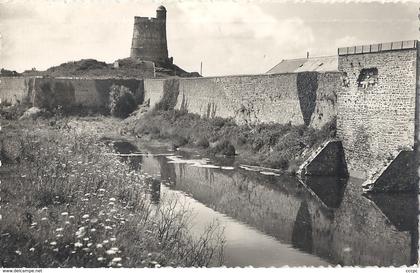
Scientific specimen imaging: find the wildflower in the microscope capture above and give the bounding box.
[117,263,122,267]
[82,214,89,219]
[90,218,98,224]
[97,257,105,262]
[109,198,116,202]
[56,228,63,232]
[155,264,161,268]
[105,226,113,230]
[65,221,71,225]
[74,242,83,248]
[103,240,109,244]
[109,202,115,206]
[71,251,76,254]
[56,234,63,238]
[61,212,69,216]
[41,217,47,221]
[82,248,90,252]
[110,237,116,242]
[31,222,38,226]
[96,244,103,249]
[112,257,122,262]
[50,241,57,246]
[29,247,35,252]
[106,249,116,255]
[15,250,22,255]
[53,248,59,252]
[90,228,96,232]
[69,215,75,219]
[83,237,89,241]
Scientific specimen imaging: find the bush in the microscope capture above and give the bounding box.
[196,137,210,148]
[109,85,137,118]
[211,140,236,156]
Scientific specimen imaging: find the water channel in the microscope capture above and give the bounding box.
[113,141,418,267]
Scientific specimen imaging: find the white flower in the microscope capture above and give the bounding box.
[97,257,105,261]
[96,244,103,249]
[110,237,116,241]
[15,250,22,255]
[106,249,116,255]
[50,241,57,246]
[56,228,63,232]
[74,242,83,248]
[82,214,89,219]
[61,212,69,216]
[29,247,35,252]
[112,257,122,262]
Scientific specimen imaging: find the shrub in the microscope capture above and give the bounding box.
[196,137,210,148]
[109,85,137,118]
[211,140,236,156]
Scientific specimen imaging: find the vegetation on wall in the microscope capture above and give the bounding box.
[108,85,137,118]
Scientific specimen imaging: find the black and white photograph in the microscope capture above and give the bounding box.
[0,0,419,270]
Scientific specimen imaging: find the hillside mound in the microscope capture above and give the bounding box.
[21,58,200,79]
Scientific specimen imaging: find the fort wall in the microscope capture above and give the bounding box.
[144,72,340,128]
[0,77,144,111]
[337,43,418,179]
[0,77,36,105]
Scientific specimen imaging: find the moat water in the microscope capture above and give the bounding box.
[114,141,418,267]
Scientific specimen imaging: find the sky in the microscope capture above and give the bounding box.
[0,0,418,76]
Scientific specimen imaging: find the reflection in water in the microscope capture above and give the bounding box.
[291,201,313,253]
[113,141,418,267]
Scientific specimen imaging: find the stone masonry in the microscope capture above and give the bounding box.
[337,41,418,184]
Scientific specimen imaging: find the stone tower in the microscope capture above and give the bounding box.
[130,5,170,64]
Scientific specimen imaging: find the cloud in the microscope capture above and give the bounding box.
[334,36,364,48]
[169,2,315,75]
[0,1,314,75]
[0,1,156,72]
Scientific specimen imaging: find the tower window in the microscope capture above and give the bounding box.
[357,68,378,88]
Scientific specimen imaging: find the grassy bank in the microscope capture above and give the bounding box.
[0,117,224,267]
[126,109,336,173]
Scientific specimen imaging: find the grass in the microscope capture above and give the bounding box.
[0,116,224,268]
[125,109,336,173]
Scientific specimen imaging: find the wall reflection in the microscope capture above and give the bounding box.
[120,145,418,266]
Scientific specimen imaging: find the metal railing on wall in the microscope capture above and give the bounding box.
[338,40,417,56]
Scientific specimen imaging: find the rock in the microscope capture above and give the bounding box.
[19,107,42,120]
